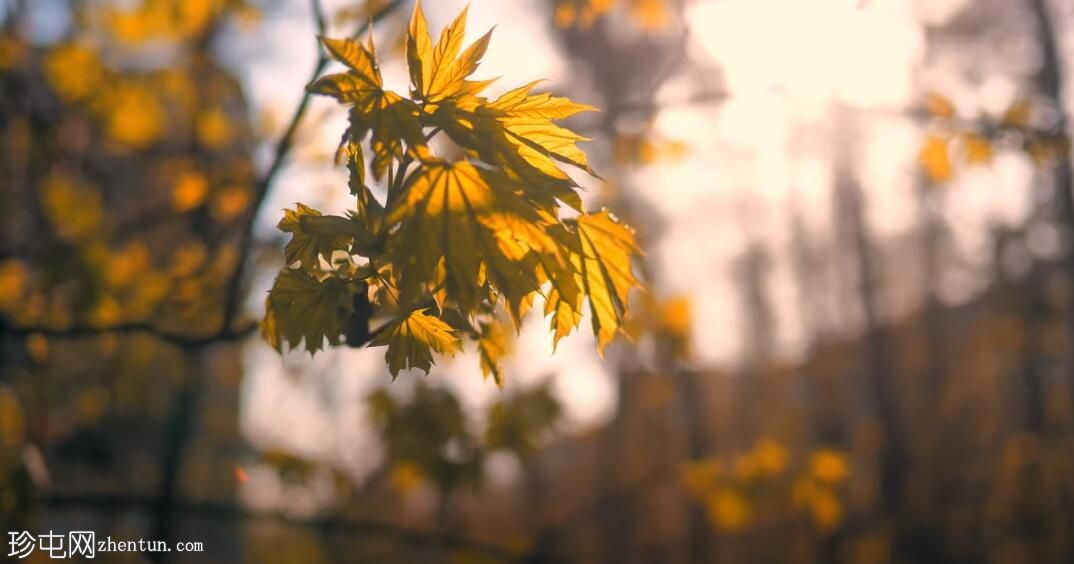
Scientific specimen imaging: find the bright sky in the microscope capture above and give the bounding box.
[233,0,1051,496]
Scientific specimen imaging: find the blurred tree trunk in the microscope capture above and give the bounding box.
[733,238,774,443]
[149,350,206,563]
[1027,0,1074,417]
[670,366,714,564]
[831,107,907,538]
[916,177,949,403]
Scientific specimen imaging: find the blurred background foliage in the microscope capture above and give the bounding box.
[3,0,1074,563]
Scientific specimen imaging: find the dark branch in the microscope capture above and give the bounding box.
[3,320,258,349]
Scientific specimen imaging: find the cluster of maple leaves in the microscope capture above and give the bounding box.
[260,2,642,384]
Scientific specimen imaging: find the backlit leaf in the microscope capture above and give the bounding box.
[267,4,645,380]
[572,210,640,355]
[386,160,556,316]
[263,269,353,353]
[478,320,508,386]
[309,35,427,180]
[277,204,351,270]
[407,1,495,104]
[372,308,460,376]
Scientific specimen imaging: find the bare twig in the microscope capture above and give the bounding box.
[3,321,258,349]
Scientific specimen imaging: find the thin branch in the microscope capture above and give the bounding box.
[41,492,522,562]
[311,0,329,36]
[218,0,408,335]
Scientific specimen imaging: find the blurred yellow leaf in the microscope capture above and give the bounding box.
[628,0,668,30]
[706,489,752,532]
[1002,100,1031,129]
[91,296,123,326]
[25,333,48,364]
[196,108,235,148]
[171,171,210,212]
[924,92,955,119]
[106,242,150,288]
[478,321,509,386]
[962,132,993,165]
[0,390,25,447]
[105,84,166,148]
[0,260,28,313]
[554,0,615,29]
[1025,137,1071,167]
[211,186,250,221]
[44,43,103,101]
[170,243,208,278]
[753,438,789,477]
[810,489,842,530]
[42,174,105,242]
[0,36,26,70]
[390,462,425,494]
[810,449,848,484]
[918,135,953,183]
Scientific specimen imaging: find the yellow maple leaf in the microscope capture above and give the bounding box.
[386,160,557,316]
[262,269,353,353]
[406,1,495,105]
[277,203,352,271]
[371,308,460,377]
[483,81,598,175]
[431,82,596,211]
[309,36,428,179]
[573,210,641,355]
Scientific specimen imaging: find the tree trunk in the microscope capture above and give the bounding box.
[1027,0,1074,421]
